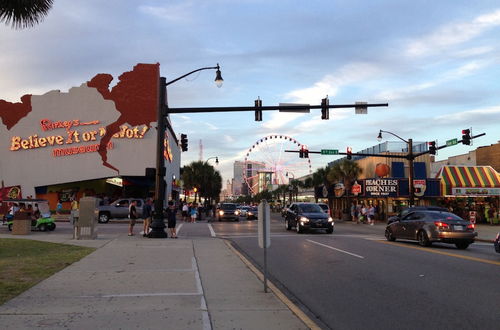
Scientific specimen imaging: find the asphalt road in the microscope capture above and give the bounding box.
[209,213,499,330]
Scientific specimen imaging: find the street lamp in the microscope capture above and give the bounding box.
[148,64,223,238]
[286,172,295,203]
[206,156,219,165]
[377,130,415,207]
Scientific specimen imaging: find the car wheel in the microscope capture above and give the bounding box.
[38,224,47,232]
[48,223,56,231]
[296,222,303,234]
[455,242,470,250]
[98,212,110,224]
[385,228,396,241]
[417,230,431,247]
[8,223,12,231]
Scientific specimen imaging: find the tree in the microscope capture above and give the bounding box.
[1,0,54,29]
[181,161,222,204]
[311,167,330,202]
[327,159,362,216]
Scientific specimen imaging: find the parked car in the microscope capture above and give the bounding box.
[317,203,330,215]
[285,202,334,234]
[385,210,477,249]
[3,199,56,232]
[387,206,448,224]
[217,203,239,221]
[97,198,145,223]
[246,206,258,220]
[494,232,500,253]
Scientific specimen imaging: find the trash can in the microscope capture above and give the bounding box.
[73,197,99,240]
[12,211,31,235]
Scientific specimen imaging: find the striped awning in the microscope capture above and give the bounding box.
[437,166,500,196]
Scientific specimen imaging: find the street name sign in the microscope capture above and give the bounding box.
[321,149,339,155]
[446,138,458,146]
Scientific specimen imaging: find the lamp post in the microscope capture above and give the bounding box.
[377,130,415,207]
[286,172,295,203]
[148,64,223,238]
[206,156,219,165]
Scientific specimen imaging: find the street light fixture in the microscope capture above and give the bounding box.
[206,156,219,165]
[377,130,415,207]
[148,64,223,238]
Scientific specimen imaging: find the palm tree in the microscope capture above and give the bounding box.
[181,161,222,204]
[311,167,330,202]
[327,159,362,218]
[1,0,54,29]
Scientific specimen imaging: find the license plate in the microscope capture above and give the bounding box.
[454,225,464,231]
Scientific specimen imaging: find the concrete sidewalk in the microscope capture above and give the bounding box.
[0,233,309,330]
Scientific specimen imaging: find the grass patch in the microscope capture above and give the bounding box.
[0,238,95,305]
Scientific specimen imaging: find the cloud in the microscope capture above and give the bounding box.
[138,2,195,23]
[261,112,305,130]
[283,62,382,104]
[204,122,219,130]
[433,105,500,125]
[406,9,500,57]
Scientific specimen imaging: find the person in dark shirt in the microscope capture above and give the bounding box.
[128,200,137,236]
[142,198,153,237]
[166,201,177,238]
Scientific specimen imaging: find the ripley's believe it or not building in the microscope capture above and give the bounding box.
[0,63,181,211]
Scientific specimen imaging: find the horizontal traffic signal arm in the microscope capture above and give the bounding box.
[413,132,486,158]
[167,103,388,114]
[285,150,410,159]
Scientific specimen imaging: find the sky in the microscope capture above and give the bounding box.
[1,0,500,187]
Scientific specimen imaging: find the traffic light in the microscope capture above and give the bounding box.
[180,134,188,152]
[428,141,437,155]
[255,98,262,121]
[321,97,329,120]
[299,145,309,158]
[346,146,352,160]
[462,129,471,145]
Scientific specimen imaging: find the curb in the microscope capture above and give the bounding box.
[223,240,321,330]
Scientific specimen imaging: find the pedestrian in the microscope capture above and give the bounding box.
[350,202,356,222]
[166,201,177,238]
[142,198,153,237]
[70,198,79,225]
[182,202,189,222]
[190,203,198,223]
[128,200,138,236]
[56,200,63,215]
[368,204,376,225]
[359,203,367,224]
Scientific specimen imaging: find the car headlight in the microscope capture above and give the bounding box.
[299,216,309,223]
[248,212,253,216]
[235,210,240,215]
[328,217,334,222]
[219,210,224,216]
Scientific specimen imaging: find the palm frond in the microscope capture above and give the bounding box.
[0,0,54,29]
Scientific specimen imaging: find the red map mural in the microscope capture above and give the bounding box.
[0,63,160,173]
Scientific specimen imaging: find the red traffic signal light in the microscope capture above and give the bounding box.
[299,145,309,158]
[346,146,352,160]
[428,141,437,155]
[462,129,471,145]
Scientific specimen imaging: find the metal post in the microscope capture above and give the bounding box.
[148,77,168,238]
[263,200,268,293]
[408,138,415,207]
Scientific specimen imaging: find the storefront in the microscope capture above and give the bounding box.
[0,63,181,210]
[438,165,500,223]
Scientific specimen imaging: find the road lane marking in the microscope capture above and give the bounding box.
[208,223,216,237]
[224,240,321,330]
[306,239,365,259]
[176,223,183,235]
[377,241,500,266]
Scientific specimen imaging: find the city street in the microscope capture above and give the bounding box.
[3,215,498,330]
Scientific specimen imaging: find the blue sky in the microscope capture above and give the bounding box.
[1,0,500,186]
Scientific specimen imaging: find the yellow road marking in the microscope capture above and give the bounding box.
[377,240,500,266]
[224,240,321,330]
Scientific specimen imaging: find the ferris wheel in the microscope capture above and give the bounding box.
[243,135,312,195]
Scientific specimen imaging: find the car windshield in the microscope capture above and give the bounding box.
[221,204,236,210]
[428,212,463,221]
[298,204,323,213]
[318,204,328,211]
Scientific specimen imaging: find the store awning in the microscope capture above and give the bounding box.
[437,166,500,196]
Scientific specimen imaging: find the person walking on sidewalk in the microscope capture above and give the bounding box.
[142,198,153,237]
[182,202,189,222]
[190,203,198,223]
[128,200,138,236]
[166,201,177,238]
[367,204,376,225]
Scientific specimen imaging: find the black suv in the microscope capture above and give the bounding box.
[217,203,239,221]
[285,202,334,234]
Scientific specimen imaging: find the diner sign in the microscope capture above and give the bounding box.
[365,179,398,197]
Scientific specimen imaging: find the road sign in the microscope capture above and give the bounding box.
[355,102,368,114]
[446,138,458,146]
[258,200,271,248]
[321,149,339,155]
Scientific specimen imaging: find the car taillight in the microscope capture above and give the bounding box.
[434,221,450,229]
[467,223,475,230]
